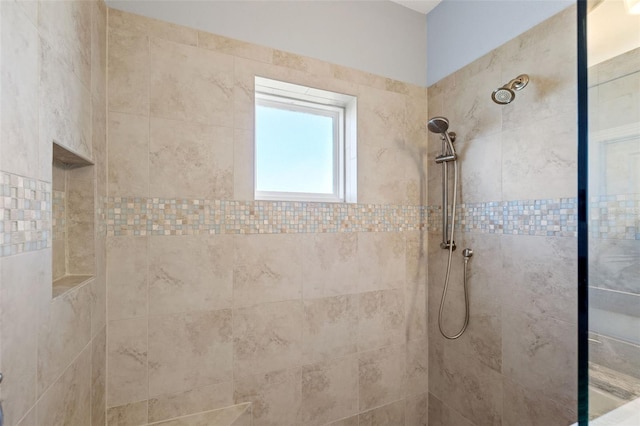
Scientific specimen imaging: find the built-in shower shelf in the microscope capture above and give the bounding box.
[52,275,94,298]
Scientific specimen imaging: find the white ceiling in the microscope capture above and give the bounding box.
[588,0,640,66]
[390,0,441,14]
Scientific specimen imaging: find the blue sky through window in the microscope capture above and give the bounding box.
[256,104,335,194]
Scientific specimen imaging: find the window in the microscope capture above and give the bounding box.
[254,77,357,202]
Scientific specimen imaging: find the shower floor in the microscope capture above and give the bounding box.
[589,363,640,420]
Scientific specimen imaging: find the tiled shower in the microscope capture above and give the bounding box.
[0,1,637,426]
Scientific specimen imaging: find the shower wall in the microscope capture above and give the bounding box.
[427,6,578,426]
[105,9,428,426]
[0,0,107,425]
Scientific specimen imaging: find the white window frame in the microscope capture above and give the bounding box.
[254,77,357,203]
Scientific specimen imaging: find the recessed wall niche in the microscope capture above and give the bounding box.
[52,143,95,298]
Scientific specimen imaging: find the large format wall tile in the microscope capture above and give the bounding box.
[148,309,233,397]
[300,355,359,426]
[38,0,92,88]
[357,289,405,352]
[359,399,406,426]
[358,344,406,412]
[302,295,358,364]
[107,236,148,321]
[149,235,233,315]
[502,377,576,426]
[0,1,39,178]
[0,251,45,425]
[357,232,406,292]
[108,31,149,116]
[148,381,233,423]
[107,317,148,407]
[149,38,234,127]
[233,368,302,426]
[233,234,303,307]
[149,118,233,199]
[38,282,92,396]
[92,328,107,426]
[233,300,303,377]
[107,112,149,197]
[302,233,359,298]
[36,345,91,426]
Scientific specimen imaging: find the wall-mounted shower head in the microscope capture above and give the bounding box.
[491,74,529,105]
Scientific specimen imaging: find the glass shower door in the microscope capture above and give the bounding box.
[585,0,640,423]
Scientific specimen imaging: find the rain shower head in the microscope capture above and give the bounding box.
[491,74,529,105]
[427,116,450,134]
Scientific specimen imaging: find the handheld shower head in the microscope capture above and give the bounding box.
[491,74,529,105]
[427,116,450,134]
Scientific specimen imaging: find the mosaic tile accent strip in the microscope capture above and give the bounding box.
[52,190,66,241]
[589,194,640,240]
[0,172,52,256]
[427,198,579,237]
[106,197,427,236]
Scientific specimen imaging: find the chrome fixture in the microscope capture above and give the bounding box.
[428,116,473,340]
[491,74,529,104]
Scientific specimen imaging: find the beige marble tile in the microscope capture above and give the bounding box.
[16,407,36,426]
[149,118,233,199]
[108,8,150,37]
[106,236,148,321]
[502,235,576,324]
[233,234,303,307]
[302,233,359,299]
[66,165,95,274]
[233,300,303,377]
[40,39,92,168]
[406,339,428,397]
[198,31,273,63]
[358,147,406,205]
[357,232,405,293]
[300,355,358,425]
[92,94,108,198]
[428,335,502,426]
[272,50,333,78]
[148,403,250,426]
[38,282,92,396]
[107,400,148,426]
[36,345,91,426]
[149,235,233,315]
[324,415,359,426]
[92,327,107,426]
[358,289,405,352]
[405,231,427,342]
[148,309,233,397]
[500,7,577,132]
[107,31,149,116]
[38,0,92,88]
[91,0,107,104]
[332,63,386,90]
[358,86,407,149]
[107,317,148,407]
[455,133,502,204]
[405,393,428,426]
[358,344,406,411]
[0,251,44,425]
[233,128,254,200]
[91,236,107,337]
[502,377,576,426]
[148,381,233,423]
[107,112,149,197]
[149,37,233,127]
[427,393,474,426]
[501,113,577,200]
[233,368,301,426]
[52,239,66,281]
[502,308,576,407]
[108,8,197,46]
[0,1,39,178]
[359,399,405,426]
[302,295,358,364]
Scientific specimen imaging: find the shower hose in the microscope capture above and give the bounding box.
[438,159,471,340]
